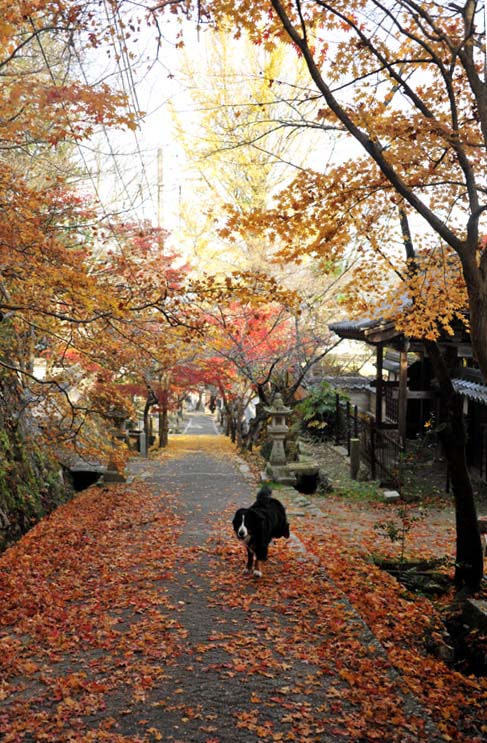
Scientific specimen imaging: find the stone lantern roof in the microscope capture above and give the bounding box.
[265,393,291,416]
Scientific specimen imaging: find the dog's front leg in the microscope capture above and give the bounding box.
[246,547,254,573]
[253,559,262,578]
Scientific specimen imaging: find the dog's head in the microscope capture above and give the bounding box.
[232,508,249,542]
[232,508,262,544]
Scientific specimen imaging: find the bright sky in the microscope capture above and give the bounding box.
[77,13,198,235]
[77,8,428,270]
[78,11,347,247]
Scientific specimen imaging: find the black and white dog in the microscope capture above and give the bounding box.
[232,485,290,577]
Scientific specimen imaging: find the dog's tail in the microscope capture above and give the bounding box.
[256,484,272,502]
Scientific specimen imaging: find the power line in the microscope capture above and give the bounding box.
[101,0,158,218]
[29,17,128,253]
[29,14,168,289]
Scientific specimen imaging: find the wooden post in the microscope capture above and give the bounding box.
[335,394,340,445]
[375,343,384,427]
[346,401,351,455]
[481,424,487,479]
[398,339,409,449]
[370,423,376,480]
[350,438,360,480]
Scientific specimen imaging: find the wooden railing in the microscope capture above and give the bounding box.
[333,395,402,489]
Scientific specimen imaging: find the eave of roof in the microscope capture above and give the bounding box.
[322,375,373,390]
[328,318,401,345]
[452,378,487,405]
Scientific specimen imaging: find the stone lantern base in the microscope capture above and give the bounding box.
[265,460,321,489]
[264,463,297,486]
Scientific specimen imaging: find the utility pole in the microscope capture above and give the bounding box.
[485,1,487,82]
[157,147,163,230]
[156,148,167,446]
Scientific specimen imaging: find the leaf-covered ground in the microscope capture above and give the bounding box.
[0,432,486,742]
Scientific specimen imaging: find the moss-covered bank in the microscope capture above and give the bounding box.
[0,372,72,552]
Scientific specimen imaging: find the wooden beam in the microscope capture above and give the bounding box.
[398,341,409,448]
[392,390,435,400]
[365,327,402,344]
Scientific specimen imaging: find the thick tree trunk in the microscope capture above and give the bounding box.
[220,397,236,441]
[143,387,158,448]
[158,405,168,448]
[229,415,237,443]
[425,341,483,592]
[467,284,487,387]
[157,378,169,449]
[143,397,151,445]
[243,404,266,452]
[442,413,483,591]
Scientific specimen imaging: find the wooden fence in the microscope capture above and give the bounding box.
[333,395,403,489]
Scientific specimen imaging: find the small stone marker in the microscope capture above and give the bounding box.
[350,438,360,480]
[103,470,126,483]
[478,517,487,533]
[463,599,487,633]
[383,490,400,502]
[477,517,487,554]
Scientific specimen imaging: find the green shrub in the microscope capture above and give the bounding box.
[293,382,349,441]
[335,480,381,502]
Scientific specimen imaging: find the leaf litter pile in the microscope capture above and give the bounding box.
[0,438,486,742]
[0,482,187,741]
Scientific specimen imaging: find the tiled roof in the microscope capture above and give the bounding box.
[329,318,390,339]
[329,313,471,346]
[328,318,400,344]
[452,378,487,404]
[322,375,373,390]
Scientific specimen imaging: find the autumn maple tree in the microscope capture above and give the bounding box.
[0,1,214,545]
[0,3,139,484]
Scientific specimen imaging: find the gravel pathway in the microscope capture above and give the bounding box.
[118,419,447,743]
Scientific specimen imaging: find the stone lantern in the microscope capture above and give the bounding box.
[265,393,291,466]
